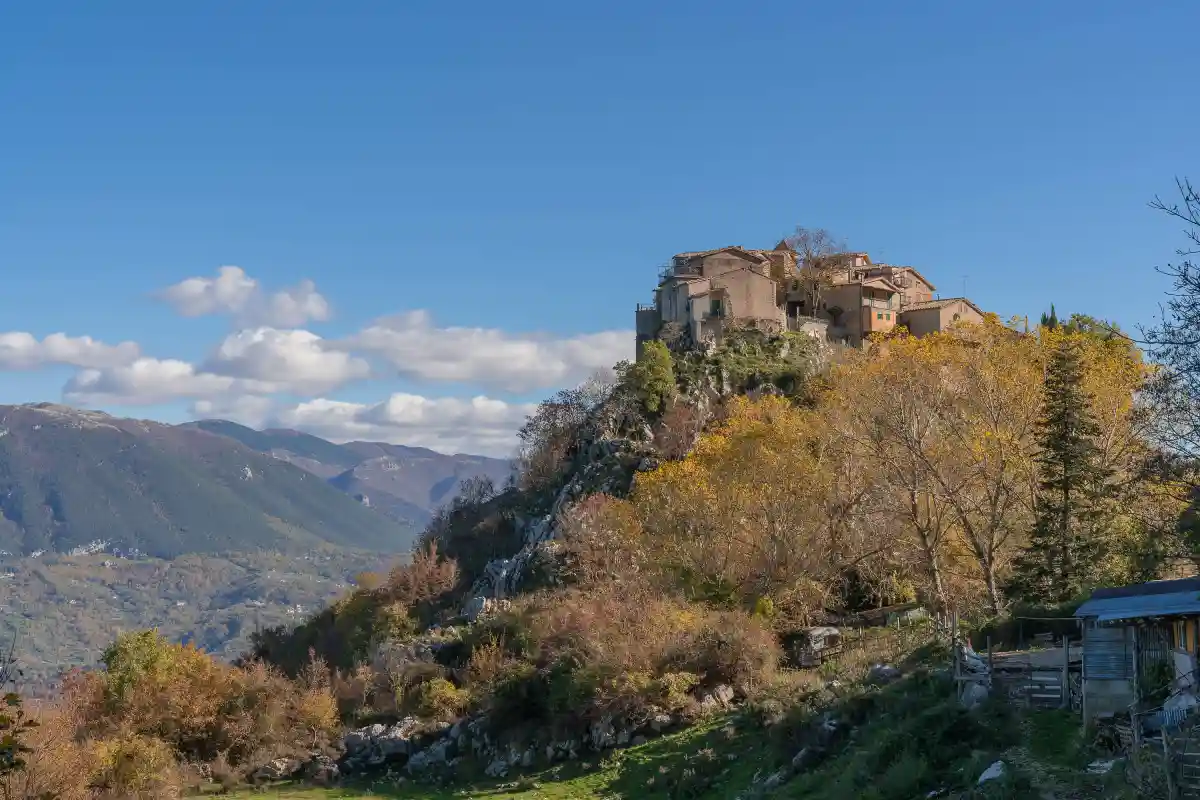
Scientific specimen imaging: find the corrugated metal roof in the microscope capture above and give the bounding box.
[1089,577,1200,600]
[1074,589,1200,621]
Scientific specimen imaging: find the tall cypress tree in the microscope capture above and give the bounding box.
[1008,338,1113,603]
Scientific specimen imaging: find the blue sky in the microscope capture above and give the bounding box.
[1,1,1197,454]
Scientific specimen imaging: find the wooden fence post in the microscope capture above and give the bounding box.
[1061,637,1070,709]
[1163,729,1178,800]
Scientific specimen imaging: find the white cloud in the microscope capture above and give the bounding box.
[337,310,633,392]
[204,328,371,395]
[274,393,536,456]
[157,266,331,327]
[63,357,277,406]
[0,332,140,370]
[157,266,257,317]
[190,395,277,427]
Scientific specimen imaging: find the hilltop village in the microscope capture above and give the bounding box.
[635,242,984,354]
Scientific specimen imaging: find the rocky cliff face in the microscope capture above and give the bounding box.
[461,398,662,611]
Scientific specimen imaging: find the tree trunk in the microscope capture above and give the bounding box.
[920,532,948,611]
[982,558,1003,615]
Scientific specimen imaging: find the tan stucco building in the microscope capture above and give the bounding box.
[636,245,788,354]
[897,297,986,337]
[636,243,987,354]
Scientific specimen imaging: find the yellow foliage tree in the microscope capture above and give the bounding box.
[630,315,1182,618]
[633,396,882,626]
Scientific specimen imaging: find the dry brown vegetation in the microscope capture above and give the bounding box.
[458,581,780,729]
[1,631,340,799]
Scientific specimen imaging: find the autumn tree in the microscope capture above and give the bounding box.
[1007,337,1114,603]
[934,323,1042,612]
[515,372,614,490]
[632,396,877,626]
[785,226,849,318]
[1142,179,1200,460]
[824,342,962,611]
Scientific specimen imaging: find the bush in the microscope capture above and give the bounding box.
[72,630,340,775]
[514,376,614,493]
[463,637,512,694]
[409,677,469,723]
[666,611,780,694]
[461,584,781,729]
[618,341,676,414]
[90,733,181,799]
[0,697,96,800]
[557,494,645,587]
[384,543,460,622]
[247,545,461,679]
[651,671,701,712]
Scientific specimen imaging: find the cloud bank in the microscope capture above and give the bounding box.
[4,266,633,456]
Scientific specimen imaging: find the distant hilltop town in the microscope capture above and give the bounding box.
[635,241,984,355]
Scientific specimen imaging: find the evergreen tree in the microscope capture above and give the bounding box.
[1008,338,1113,603]
[1040,304,1060,329]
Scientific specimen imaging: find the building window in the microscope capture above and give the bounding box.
[885,313,891,320]
[877,312,883,320]
[953,313,961,322]
[710,298,722,317]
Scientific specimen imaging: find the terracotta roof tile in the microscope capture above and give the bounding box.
[900,297,984,315]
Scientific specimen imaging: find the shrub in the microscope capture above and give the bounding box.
[0,697,96,800]
[464,637,511,694]
[89,733,181,799]
[557,494,645,587]
[409,678,469,723]
[651,671,701,712]
[618,341,676,414]
[73,630,340,774]
[653,397,707,460]
[385,544,459,614]
[464,584,780,729]
[419,489,524,592]
[514,376,614,493]
[666,611,780,694]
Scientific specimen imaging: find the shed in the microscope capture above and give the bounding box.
[1074,577,1200,723]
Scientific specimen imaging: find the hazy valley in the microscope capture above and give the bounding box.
[0,403,510,686]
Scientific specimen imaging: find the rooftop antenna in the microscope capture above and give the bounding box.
[961,275,967,298]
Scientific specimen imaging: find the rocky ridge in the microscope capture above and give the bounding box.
[462,397,665,611]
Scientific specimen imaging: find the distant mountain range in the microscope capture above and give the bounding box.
[181,419,513,529]
[0,404,512,559]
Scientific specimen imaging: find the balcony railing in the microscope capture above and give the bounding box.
[636,304,657,313]
[862,297,895,310]
[659,263,702,282]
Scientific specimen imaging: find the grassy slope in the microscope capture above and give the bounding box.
[229,716,778,800]
[231,673,1143,800]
